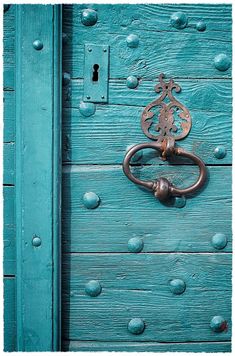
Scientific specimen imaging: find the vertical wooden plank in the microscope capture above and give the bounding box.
[4,278,16,351]
[15,5,62,351]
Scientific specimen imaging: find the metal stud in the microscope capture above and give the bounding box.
[83,192,100,209]
[81,8,98,26]
[62,72,71,86]
[214,54,231,71]
[127,76,139,89]
[32,236,41,247]
[79,102,96,117]
[126,34,139,48]
[210,315,227,332]
[214,145,227,159]
[170,12,188,29]
[173,196,186,208]
[211,233,228,250]
[196,20,206,32]
[33,39,43,51]
[169,279,186,295]
[128,237,144,253]
[128,318,145,334]
[85,280,102,297]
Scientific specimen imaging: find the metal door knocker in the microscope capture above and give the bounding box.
[123,73,207,202]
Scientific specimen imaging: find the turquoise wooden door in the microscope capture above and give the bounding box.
[3,3,231,352]
[61,4,232,352]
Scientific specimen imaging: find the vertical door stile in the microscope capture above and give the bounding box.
[15,5,62,351]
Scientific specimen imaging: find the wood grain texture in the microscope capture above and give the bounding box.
[62,166,231,253]
[62,4,231,79]
[3,5,15,90]
[62,82,232,165]
[4,143,15,185]
[4,278,16,352]
[4,91,15,142]
[4,187,15,275]
[62,253,231,342]
[64,340,231,352]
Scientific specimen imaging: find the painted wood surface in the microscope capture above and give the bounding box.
[62,253,231,342]
[4,278,16,351]
[62,4,231,79]
[4,187,15,275]
[15,5,62,351]
[64,340,231,352]
[62,166,231,253]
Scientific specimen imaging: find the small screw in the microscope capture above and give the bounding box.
[103,48,107,52]
[88,48,92,52]
[86,95,91,100]
[101,95,105,99]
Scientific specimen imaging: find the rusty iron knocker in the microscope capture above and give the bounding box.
[122,74,207,202]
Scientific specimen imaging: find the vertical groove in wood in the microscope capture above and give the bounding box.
[15,5,62,351]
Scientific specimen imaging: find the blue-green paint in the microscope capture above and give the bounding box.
[126,75,139,89]
[127,318,145,335]
[214,53,231,71]
[79,101,96,117]
[210,316,227,332]
[196,20,206,31]
[170,12,188,29]
[214,145,227,159]
[211,233,227,250]
[126,34,139,48]
[128,237,144,253]
[169,279,186,295]
[81,8,98,26]
[85,280,102,297]
[83,191,100,209]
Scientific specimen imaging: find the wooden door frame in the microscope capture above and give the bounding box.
[15,5,62,351]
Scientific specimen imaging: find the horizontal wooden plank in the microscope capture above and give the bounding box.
[4,278,16,351]
[64,340,231,352]
[4,90,15,142]
[62,253,231,342]
[62,107,231,165]
[63,5,231,79]
[4,187,15,275]
[62,166,231,253]
[4,143,15,185]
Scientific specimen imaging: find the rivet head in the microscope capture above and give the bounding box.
[196,20,206,32]
[62,72,71,86]
[214,53,231,71]
[128,237,144,253]
[81,9,98,26]
[126,34,139,48]
[214,145,227,159]
[211,233,228,250]
[79,102,96,117]
[83,192,100,209]
[85,280,102,297]
[126,145,143,162]
[128,318,145,334]
[169,279,186,295]
[170,12,188,29]
[210,316,227,332]
[32,236,41,247]
[127,76,139,89]
[173,196,186,208]
[33,39,43,50]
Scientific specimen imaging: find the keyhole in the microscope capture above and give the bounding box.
[92,64,99,82]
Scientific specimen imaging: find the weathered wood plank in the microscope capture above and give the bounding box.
[4,278,16,351]
[4,143,15,185]
[62,107,231,165]
[4,91,15,142]
[64,340,231,352]
[62,166,231,253]
[63,5,231,79]
[4,187,15,275]
[62,253,231,342]
[3,5,15,90]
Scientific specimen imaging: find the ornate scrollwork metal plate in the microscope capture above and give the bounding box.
[141,73,191,143]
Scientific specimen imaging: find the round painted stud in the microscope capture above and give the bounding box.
[214,145,227,159]
[196,20,206,32]
[210,315,227,332]
[79,102,96,117]
[85,280,102,297]
[128,318,145,335]
[211,233,228,250]
[169,279,186,295]
[81,8,98,26]
[62,72,71,86]
[32,236,41,247]
[33,39,43,51]
[126,34,139,48]
[170,12,188,29]
[126,145,143,162]
[127,76,139,89]
[174,196,186,208]
[214,53,231,71]
[83,192,100,209]
[128,237,144,253]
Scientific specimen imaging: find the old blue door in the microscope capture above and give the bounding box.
[61,4,232,352]
[3,3,232,352]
